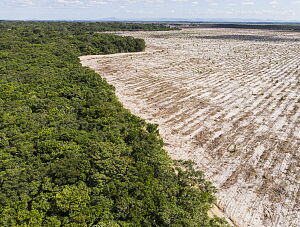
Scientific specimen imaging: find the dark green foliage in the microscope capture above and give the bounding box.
[0,22,229,226]
[0,21,175,35]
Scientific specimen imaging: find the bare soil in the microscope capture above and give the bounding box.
[80,28,300,227]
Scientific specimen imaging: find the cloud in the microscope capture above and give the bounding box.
[22,0,34,6]
[89,0,111,5]
[269,0,278,5]
[242,1,254,5]
[6,0,35,7]
[171,0,190,2]
[204,0,218,6]
[56,0,83,4]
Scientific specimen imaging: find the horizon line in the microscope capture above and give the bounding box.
[1,19,300,25]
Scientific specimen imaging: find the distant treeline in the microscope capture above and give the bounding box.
[170,23,300,31]
[0,22,229,226]
[0,21,175,33]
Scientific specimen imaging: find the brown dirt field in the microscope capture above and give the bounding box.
[80,28,300,227]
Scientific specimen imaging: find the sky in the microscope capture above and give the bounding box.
[1,0,300,21]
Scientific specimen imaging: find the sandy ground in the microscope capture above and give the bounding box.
[80,28,300,227]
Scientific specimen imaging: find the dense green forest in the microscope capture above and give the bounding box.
[0,21,176,33]
[0,22,229,226]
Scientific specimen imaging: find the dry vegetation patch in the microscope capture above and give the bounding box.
[80,28,300,227]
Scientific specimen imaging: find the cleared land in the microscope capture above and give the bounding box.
[80,28,300,227]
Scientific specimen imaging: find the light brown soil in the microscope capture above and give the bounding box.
[80,28,300,227]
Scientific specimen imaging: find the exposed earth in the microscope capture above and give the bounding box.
[80,28,300,227]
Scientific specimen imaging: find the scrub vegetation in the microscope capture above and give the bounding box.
[0,22,228,226]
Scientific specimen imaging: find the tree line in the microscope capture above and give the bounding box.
[170,23,300,31]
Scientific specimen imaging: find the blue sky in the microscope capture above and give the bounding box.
[1,0,300,21]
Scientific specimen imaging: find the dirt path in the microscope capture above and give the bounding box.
[80,28,300,227]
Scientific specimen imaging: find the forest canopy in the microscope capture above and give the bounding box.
[0,21,229,226]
